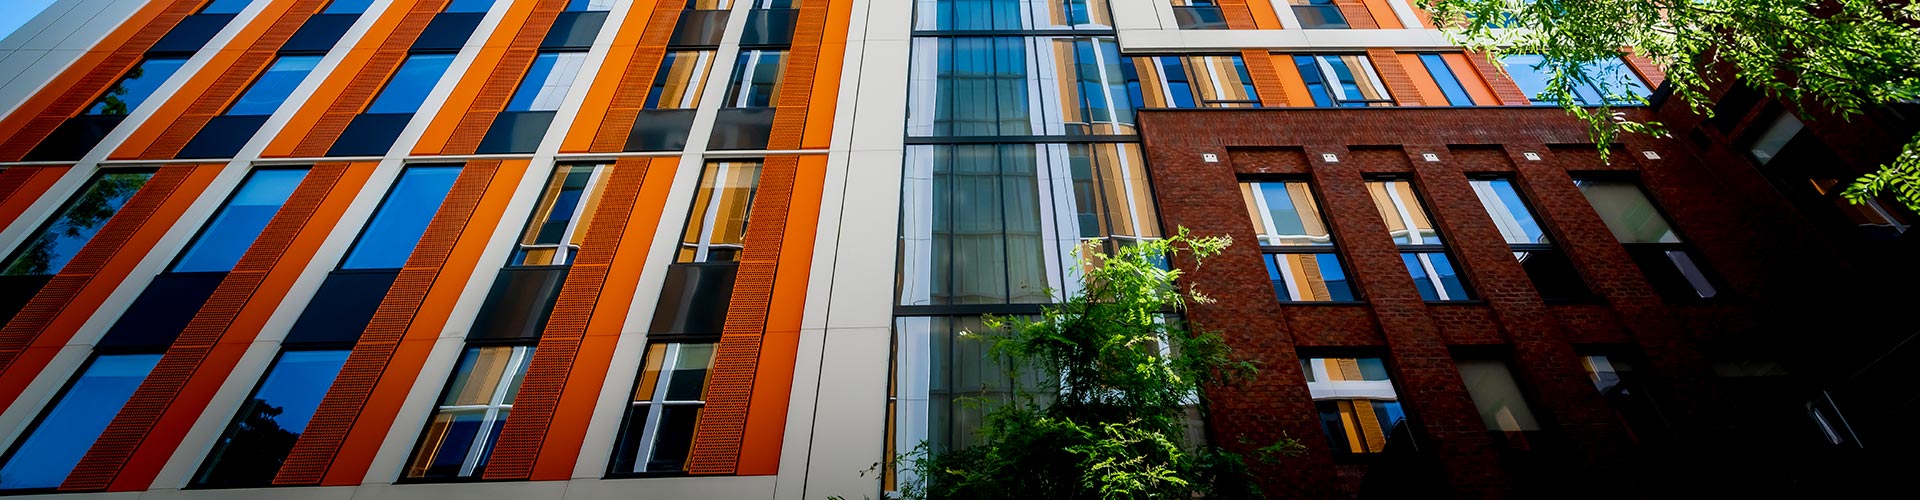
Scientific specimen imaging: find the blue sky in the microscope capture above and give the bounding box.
[0,0,59,41]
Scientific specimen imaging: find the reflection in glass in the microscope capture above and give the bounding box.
[226,56,322,116]
[1241,181,1332,247]
[609,343,715,474]
[901,144,1158,306]
[405,345,533,479]
[908,36,1142,137]
[677,162,761,263]
[913,0,1111,31]
[365,54,456,114]
[1368,180,1471,301]
[1500,55,1649,106]
[1291,0,1349,29]
[1418,54,1475,106]
[512,164,612,266]
[1575,180,1678,244]
[341,166,461,269]
[1303,356,1404,455]
[2,171,154,276]
[506,52,590,112]
[173,169,310,273]
[194,350,350,487]
[1130,55,1259,108]
[647,51,716,110]
[723,50,787,108]
[1295,54,1392,107]
[0,354,162,490]
[87,58,188,115]
[1265,252,1354,302]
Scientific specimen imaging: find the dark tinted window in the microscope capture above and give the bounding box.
[86,58,188,115]
[172,169,309,273]
[341,166,460,269]
[2,171,154,276]
[722,50,785,108]
[193,350,350,487]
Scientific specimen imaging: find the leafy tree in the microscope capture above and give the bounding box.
[1418,0,1920,210]
[898,229,1300,500]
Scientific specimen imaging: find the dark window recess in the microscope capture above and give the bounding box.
[625,109,697,152]
[412,12,485,51]
[707,108,774,151]
[1709,84,1763,132]
[740,8,798,46]
[0,275,54,326]
[1172,6,1228,30]
[648,263,737,336]
[328,113,413,157]
[283,270,399,344]
[670,9,729,47]
[1515,248,1591,302]
[150,14,237,54]
[177,115,271,159]
[467,266,568,340]
[22,115,126,162]
[1624,246,1718,301]
[97,272,227,349]
[542,11,607,49]
[281,13,359,53]
[475,111,557,154]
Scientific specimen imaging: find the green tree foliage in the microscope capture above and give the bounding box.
[1418,0,1920,211]
[899,229,1299,500]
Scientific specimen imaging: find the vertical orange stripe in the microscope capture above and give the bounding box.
[1244,0,1282,29]
[1360,0,1403,29]
[735,154,825,475]
[102,164,374,491]
[1463,51,1531,105]
[1332,0,1379,29]
[1399,54,1450,106]
[1271,53,1315,107]
[0,164,219,408]
[271,159,517,485]
[1241,49,1290,108]
[1442,53,1501,106]
[801,0,856,149]
[529,158,679,479]
[0,167,67,228]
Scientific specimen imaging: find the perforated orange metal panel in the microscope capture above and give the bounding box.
[441,0,571,155]
[481,157,651,480]
[0,0,206,161]
[290,0,452,157]
[0,168,44,209]
[1464,51,1531,105]
[141,0,335,159]
[0,166,195,373]
[1241,49,1290,108]
[58,163,347,491]
[272,162,500,485]
[685,155,800,474]
[587,0,687,152]
[1366,48,1427,106]
[1332,0,1381,29]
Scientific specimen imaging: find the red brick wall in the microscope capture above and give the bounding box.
[1134,106,1858,497]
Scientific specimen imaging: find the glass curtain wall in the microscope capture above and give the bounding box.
[893,2,1167,490]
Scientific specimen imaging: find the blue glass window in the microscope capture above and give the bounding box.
[323,0,377,14]
[1291,0,1349,29]
[1500,54,1650,106]
[201,0,256,15]
[1293,54,1393,107]
[226,56,322,116]
[2,170,155,276]
[505,52,589,112]
[192,350,350,487]
[365,54,456,114]
[445,0,497,13]
[567,0,617,10]
[0,354,162,490]
[913,0,1110,31]
[86,58,188,115]
[1367,179,1473,301]
[341,166,460,269]
[172,169,310,273]
[1419,54,1475,106]
[723,50,786,108]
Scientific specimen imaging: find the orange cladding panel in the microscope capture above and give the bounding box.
[0,167,68,228]
[1441,53,1502,106]
[1271,53,1315,107]
[1398,54,1450,106]
[735,154,826,475]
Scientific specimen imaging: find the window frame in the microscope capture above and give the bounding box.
[1,168,159,276]
[1571,175,1722,301]
[508,163,614,267]
[337,164,463,270]
[400,343,535,482]
[0,352,164,492]
[1298,351,1410,462]
[1294,54,1394,108]
[189,347,352,488]
[605,341,718,477]
[167,167,312,274]
[1467,174,1594,302]
[1364,176,1474,302]
[1242,178,1363,304]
